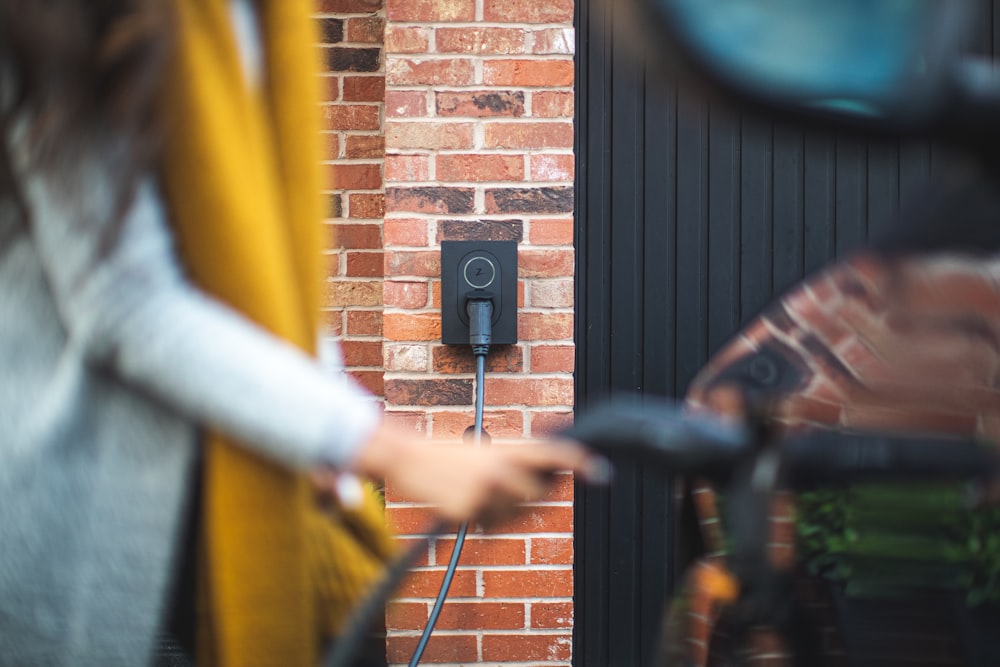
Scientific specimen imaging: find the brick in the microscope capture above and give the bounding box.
[438,219,523,242]
[328,193,343,218]
[482,569,572,598]
[320,75,340,104]
[344,135,385,159]
[385,26,430,54]
[529,410,573,436]
[330,163,381,191]
[346,310,382,336]
[385,378,472,406]
[541,473,574,502]
[323,104,381,131]
[532,28,575,55]
[387,58,475,86]
[384,343,428,373]
[384,281,429,309]
[386,0,475,22]
[345,251,383,277]
[386,506,457,535]
[324,47,381,73]
[529,154,574,181]
[520,248,574,277]
[318,0,380,11]
[487,505,574,534]
[341,340,383,367]
[348,369,383,395]
[324,250,341,278]
[342,75,385,102]
[386,635,477,664]
[440,602,526,630]
[530,344,574,372]
[388,600,525,631]
[436,27,527,54]
[322,308,342,336]
[384,219,431,246]
[346,16,384,43]
[431,409,525,439]
[319,18,343,44]
[485,121,574,149]
[394,537,431,567]
[382,410,427,434]
[531,601,574,628]
[529,279,574,309]
[385,154,431,181]
[437,90,525,117]
[485,186,573,214]
[348,193,385,218]
[532,90,575,118]
[386,121,475,150]
[435,536,527,566]
[483,376,572,406]
[482,633,573,662]
[531,536,573,565]
[383,312,442,341]
[518,312,573,341]
[386,186,475,214]
[384,342,429,372]
[384,249,440,277]
[326,280,382,307]
[437,154,524,182]
[333,223,381,249]
[483,0,574,23]
[483,59,574,87]
[527,218,573,245]
[395,568,477,598]
[432,344,523,373]
[386,90,427,117]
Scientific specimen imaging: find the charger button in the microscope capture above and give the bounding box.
[463,255,497,289]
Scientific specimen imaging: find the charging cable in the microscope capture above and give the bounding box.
[407,297,493,667]
[324,298,494,667]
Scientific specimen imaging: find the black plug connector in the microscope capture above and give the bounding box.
[466,297,493,356]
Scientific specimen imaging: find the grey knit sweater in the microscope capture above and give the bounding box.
[0,94,380,667]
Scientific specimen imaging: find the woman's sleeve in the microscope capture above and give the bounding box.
[14,132,380,471]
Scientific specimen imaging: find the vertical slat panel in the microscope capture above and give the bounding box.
[740,117,774,318]
[772,125,805,294]
[574,0,994,663]
[573,0,612,662]
[802,131,836,274]
[674,91,710,390]
[605,25,645,664]
[707,101,742,354]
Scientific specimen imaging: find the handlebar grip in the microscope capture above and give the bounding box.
[564,402,751,479]
[782,431,999,488]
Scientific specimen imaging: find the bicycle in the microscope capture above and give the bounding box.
[568,396,1000,667]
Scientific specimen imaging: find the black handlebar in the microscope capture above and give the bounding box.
[567,402,1000,488]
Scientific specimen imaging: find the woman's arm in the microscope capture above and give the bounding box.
[14,128,378,470]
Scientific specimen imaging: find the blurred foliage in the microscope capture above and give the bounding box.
[796,483,1000,606]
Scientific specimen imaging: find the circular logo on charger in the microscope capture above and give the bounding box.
[463,255,497,289]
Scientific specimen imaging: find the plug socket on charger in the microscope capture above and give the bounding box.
[441,240,517,345]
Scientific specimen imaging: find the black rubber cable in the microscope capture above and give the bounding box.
[326,300,493,667]
[407,352,487,666]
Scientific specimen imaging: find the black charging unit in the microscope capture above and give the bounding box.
[440,240,518,345]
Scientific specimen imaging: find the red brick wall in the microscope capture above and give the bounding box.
[320,0,578,664]
[319,0,388,397]
[381,0,577,663]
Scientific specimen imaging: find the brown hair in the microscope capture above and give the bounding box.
[0,0,174,234]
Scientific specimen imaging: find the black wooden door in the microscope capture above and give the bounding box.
[573,1,1000,665]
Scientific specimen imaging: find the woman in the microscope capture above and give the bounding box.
[0,1,602,665]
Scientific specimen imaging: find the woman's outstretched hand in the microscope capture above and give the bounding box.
[332,424,610,523]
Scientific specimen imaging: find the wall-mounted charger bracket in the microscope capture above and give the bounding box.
[441,240,517,345]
